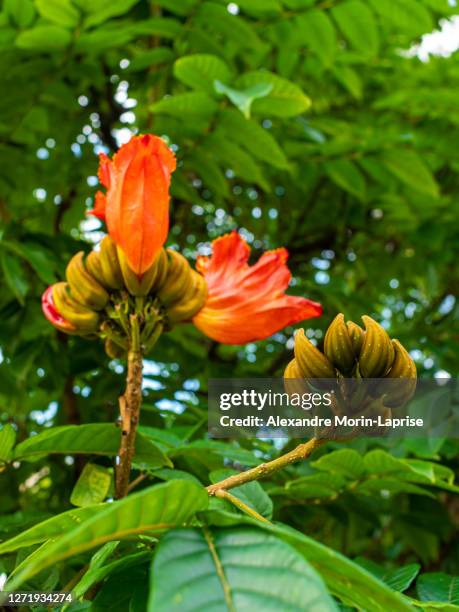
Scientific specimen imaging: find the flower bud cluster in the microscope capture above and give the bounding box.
[43,236,207,357]
[285,314,417,413]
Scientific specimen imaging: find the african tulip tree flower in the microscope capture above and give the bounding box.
[192,231,322,344]
[90,134,176,276]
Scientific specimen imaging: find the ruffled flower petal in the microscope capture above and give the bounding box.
[193,232,322,344]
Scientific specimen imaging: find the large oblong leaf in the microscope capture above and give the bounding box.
[236,71,311,117]
[0,505,102,555]
[5,480,208,592]
[149,527,338,611]
[13,423,172,469]
[174,54,232,94]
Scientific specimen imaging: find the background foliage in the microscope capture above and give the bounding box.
[0,0,458,609]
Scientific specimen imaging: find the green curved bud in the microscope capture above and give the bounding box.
[324,313,355,374]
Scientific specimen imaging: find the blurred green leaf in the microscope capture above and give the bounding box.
[15,25,72,50]
[174,54,232,94]
[35,0,79,28]
[70,463,113,507]
[332,0,379,56]
[380,149,439,197]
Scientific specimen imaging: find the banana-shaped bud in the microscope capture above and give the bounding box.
[294,328,335,379]
[324,313,355,374]
[104,338,126,360]
[52,282,100,333]
[85,251,108,288]
[117,247,164,297]
[380,339,417,407]
[358,316,395,377]
[166,271,208,324]
[66,252,109,311]
[99,236,124,290]
[283,358,309,396]
[156,250,194,306]
[346,320,364,356]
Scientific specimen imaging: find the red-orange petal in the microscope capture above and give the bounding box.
[89,191,107,220]
[192,232,322,344]
[89,134,176,275]
[41,286,76,334]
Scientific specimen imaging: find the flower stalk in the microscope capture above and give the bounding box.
[115,320,143,499]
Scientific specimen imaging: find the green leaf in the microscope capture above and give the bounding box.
[187,149,230,197]
[4,0,36,28]
[1,252,28,305]
[13,423,172,470]
[174,54,232,94]
[211,469,273,519]
[263,522,413,611]
[331,0,379,57]
[83,0,138,28]
[325,159,366,200]
[15,25,72,50]
[237,0,282,17]
[0,506,102,554]
[219,109,289,169]
[311,448,365,479]
[417,573,459,604]
[73,549,150,600]
[2,240,56,284]
[206,133,270,191]
[156,0,198,16]
[294,10,336,66]
[380,149,439,197]
[5,481,208,591]
[369,0,433,38]
[236,71,311,117]
[152,92,218,118]
[0,424,16,463]
[35,0,79,27]
[333,65,363,99]
[70,463,113,507]
[149,527,338,611]
[356,558,420,592]
[127,48,174,72]
[214,80,272,119]
[196,2,262,50]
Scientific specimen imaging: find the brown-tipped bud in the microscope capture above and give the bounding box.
[324,313,355,374]
[166,271,208,324]
[156,250,194,306]
[65,252,109,311]
[358,316,395,378]
[346,320,364,356]
[52,282,100,334]
[104,338,126,360]
[380,339,417,407]
[294,328,335,379]
[99,236,124,290]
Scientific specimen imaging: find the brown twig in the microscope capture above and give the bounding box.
[115,345,143,499]
[207,437,325,495]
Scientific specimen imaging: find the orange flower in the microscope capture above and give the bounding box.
[192,232,322,344]
[90,134,176,275]
[41,286,76,334]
